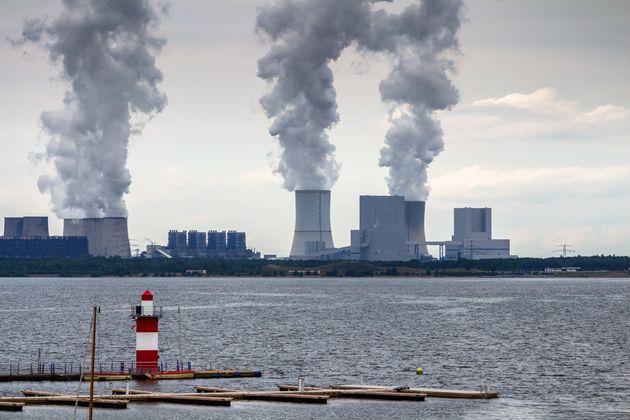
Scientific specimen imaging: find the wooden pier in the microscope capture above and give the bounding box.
[0,381,499,411]
[196,385,426,402]
[277,383,500,399]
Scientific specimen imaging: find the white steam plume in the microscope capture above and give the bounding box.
[256,0,378,191]
[12,0,167,218]
[257,0,462,199]
[368,0,463,200]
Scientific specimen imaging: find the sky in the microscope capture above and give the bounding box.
[1,0,629,257]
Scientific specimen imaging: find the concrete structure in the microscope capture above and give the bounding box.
[161,228,258,259]
[168,230,187,251]
[348,196,432,261]
[289,190,335,258]
[131,290,162,372]
[3,217,49,239]
[351,195,407,261]
[444,208,511,260]
[63,217,131,258]
[226,230,247,258]
[3,218,23,239]
[187,230,207,250]
[405,201,429,257]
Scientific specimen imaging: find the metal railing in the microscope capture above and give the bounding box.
[130,305,164,318]
[0,360,192,376]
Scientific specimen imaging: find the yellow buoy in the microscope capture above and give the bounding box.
[416,367,424,376]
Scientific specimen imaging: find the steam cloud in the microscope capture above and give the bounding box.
[13,0,167,218]
[257,0,462,199]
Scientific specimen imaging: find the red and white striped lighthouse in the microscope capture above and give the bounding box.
[132,290,162,372]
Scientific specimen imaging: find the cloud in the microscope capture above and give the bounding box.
[442,87,630,141]
[431,164,630,201]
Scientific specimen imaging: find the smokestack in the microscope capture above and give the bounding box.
[405,201,429,256]
[64,217,131,258]
[290,190,334,258]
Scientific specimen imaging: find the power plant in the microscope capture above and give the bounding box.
[63,217,131,258]
[287,195,514,262]
[442,208,511,260]
[349,196,431,262]
[289,190,335,259]
[156,228,258,259]
[1,216,88,258]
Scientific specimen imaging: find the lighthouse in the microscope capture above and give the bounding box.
[131,290,162,372]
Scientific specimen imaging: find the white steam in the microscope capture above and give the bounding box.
[257,0,462,199]
[12,0,167,218]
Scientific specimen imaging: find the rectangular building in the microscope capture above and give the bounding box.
[445,208,511,260]
[350,195,410,261]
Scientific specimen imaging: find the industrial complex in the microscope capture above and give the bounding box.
[287,190,514,262]
[0,217,88,258]
[147,229,259,259]
[1,193,513,261]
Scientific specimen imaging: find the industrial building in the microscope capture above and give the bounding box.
[443,208,512,260]
[286,191,513,262]
[1,216,88,258]
[63,217,131,258]
[159,229,258,259]
[348,196,431,262]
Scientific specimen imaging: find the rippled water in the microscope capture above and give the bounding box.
[0,277,629,419]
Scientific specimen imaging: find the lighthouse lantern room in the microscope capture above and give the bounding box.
[131,290,163,372]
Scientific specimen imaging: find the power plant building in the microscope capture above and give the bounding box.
[63,217,131,258]
[443,208,511,260]
[162,229,258,259]
[349,196,430,262]
[187,230,207,250]
[1,216,88,258]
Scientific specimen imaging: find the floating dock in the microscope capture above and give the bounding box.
[0,381,500,412]
[196,385,426,402]
[330,384,500,399]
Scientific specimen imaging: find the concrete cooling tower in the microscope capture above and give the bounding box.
[290,190,334,258]
[63,217,131,258]
[405,200,429,256]
[3,217,49,239]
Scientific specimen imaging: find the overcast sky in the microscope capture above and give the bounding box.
[1,0,629,257]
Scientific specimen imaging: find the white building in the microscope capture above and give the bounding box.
[444,208,511,260]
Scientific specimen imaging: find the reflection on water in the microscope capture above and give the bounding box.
[0,277,629,419]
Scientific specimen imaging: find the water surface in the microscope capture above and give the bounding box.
[0,277,628,419]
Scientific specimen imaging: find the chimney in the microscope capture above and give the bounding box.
[289,190,334,258]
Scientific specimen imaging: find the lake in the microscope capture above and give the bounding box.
[0,277,628,419]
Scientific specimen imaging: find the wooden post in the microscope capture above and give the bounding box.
[89,305,97,420]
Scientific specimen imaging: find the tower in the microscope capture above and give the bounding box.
[131,290,162,372]
[289,190,334,258]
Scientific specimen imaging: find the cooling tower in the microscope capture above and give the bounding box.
[3,218,23,238]
[22,217,49,239]
[63,217,131,258]
[3,217,49,239]
[405,200,429,256]
[289,190,334,258]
